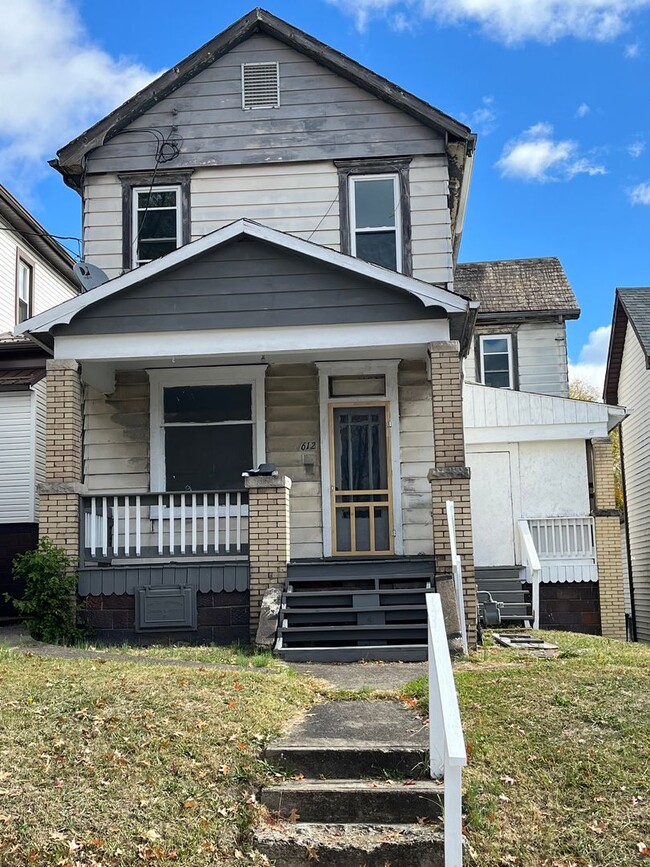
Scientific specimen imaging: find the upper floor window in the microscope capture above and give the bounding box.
[132,186,181,267]
[479,334,514,389]
[16,254,34,324]
[349,175,401,272]
[120,171,192,270]
[336,158,412,276]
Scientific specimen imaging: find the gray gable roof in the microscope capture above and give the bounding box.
[454,257,580,318]
[604,286,650,403]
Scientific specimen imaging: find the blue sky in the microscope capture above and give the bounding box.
[2,0,650,388]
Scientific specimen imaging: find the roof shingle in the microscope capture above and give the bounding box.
[455,257,580,317]
[617,287,650,357]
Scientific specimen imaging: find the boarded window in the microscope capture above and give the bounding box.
[163,384,253,490]
[329,375,386,397]
[241,62,280,110]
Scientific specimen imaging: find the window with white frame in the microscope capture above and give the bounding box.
[479,334,514,389]
[16,255,33,323]
[132,186,181,267]
[349,174,402,272]
[149,368,266,492]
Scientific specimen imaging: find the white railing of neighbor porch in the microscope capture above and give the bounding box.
[446,499,468,654]
[82,491,248,562]
[427,592,467,867]
[518,519,542,629]
[528,517,595,560]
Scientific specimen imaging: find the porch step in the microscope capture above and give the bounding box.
[255,701,445,865]
[477,566,534,627]
[276,559,434,662]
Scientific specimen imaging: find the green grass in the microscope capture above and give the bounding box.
[86,641,281,670]
[0,647,315,865]
[403,630,650,866]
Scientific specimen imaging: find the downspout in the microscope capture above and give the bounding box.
[618,425,638,641]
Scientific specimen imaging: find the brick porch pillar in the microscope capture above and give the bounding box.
[244,474,291,639]
[428,341,477,648]
[591,437,626,640]
[39,359,83,563]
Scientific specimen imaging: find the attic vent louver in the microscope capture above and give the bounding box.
[241,62,280,110]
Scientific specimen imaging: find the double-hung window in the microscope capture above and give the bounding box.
[132,186,181,267]
[16,254,33,324]
[479,334,514,389]
[349,174,401,272]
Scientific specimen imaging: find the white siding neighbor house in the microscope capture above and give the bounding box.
[0,184,77,616]
[605,287,650,642]
[17,8,625,652]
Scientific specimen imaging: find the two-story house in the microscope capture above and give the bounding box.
[16,8,626,654]
[0,184,77,616]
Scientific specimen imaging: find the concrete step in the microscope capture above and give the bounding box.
[259,778,444,824]
[265,744,429,779]
[277,644,427,662]
[254,821,444,866]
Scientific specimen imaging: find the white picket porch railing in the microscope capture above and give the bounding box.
[427,592,467,867]
[528,517,595,561]
[81,491,249,562]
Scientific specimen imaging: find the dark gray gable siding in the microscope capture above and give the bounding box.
[85,33,445,174]
[60,238,442,335]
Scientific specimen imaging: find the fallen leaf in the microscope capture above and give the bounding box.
[305,845,319,861]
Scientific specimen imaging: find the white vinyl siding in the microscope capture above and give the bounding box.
[618,326,650,642]
[0,392,35,523]
[465,322,569,397]
[398,361,434,556]
[83,155,453,284]
[0,216,76,331]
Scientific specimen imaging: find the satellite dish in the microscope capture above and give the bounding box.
[73,261,109,292]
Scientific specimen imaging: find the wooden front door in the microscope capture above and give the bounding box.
[330,403,394,556]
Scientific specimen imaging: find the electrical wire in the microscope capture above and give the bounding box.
[0,226,81,260]
[306,190,339,242]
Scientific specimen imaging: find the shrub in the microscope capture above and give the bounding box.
[6,538,83,644]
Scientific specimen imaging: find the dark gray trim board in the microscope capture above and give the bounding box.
[78,562,250,596]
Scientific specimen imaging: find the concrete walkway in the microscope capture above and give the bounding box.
[287,661,428,690]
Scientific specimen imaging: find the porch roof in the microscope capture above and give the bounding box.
[464,382,625,444]
[16,219,474,344]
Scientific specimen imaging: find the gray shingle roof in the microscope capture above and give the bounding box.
[618,287,650,356]
[455,257,580,317]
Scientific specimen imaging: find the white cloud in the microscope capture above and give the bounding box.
[461,96,497,135]
[568,325,612,394]
[575,103,591,118]
[496,122,606,182]
[0,0,160,195]
[625,40,641,56]
[325,0,650,43]
[629,182,650,204]
[628,139,646,158]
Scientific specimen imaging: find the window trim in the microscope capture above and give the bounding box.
[148,365,267,492]
[15,250,34,324]
[478,333,516,390]
[120,171,192,271]
[335,158,412,276]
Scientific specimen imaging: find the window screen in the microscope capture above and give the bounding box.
[480,336,513,389]
[350,176,400,271]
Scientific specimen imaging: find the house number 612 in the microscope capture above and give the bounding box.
[300,441,317,451]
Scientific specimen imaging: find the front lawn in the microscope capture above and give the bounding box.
[0,648,314,865]
[405,631,650,866]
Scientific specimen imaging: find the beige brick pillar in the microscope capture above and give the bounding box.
[428,341,477,648]
[591,437,626,640]
[244,474,291,638]
[39,359,83,563]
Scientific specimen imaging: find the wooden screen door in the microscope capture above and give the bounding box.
[330,403,394,555]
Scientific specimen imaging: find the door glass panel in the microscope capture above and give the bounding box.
[335,509,352,552]
[354,507,371,552]
[373,506,390,551]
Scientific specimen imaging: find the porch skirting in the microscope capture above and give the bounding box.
[78,562,249,596]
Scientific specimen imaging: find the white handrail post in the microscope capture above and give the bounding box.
[445,763,464,867]
[446,500,468,655]
[518,519,542,631]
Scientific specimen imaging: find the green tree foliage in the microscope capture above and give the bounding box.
[6,538,83,644]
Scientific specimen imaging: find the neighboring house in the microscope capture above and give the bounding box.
[0,184,77,616]
[604,287,650,642]
[456,258,626,635]
[16,8,625,655]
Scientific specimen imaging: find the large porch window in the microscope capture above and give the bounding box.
[149,366,266,492]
